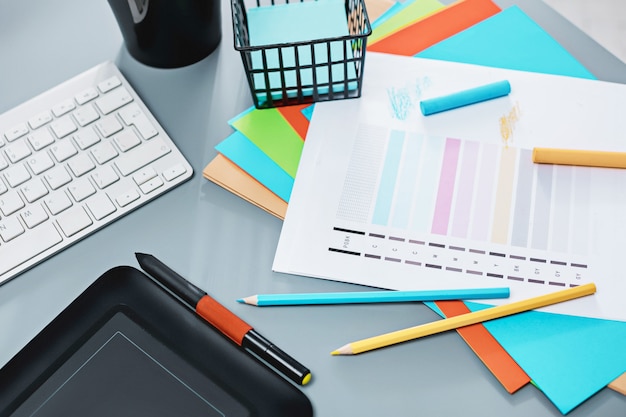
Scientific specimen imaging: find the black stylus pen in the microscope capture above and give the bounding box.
[135,252,312,386]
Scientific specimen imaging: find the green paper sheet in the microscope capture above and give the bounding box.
[228,107,303,178]
[369,0,444,43]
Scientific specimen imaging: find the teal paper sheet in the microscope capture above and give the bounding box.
[416,5,596,80]
[472,303,626,414]
[417,6,625,414]
[215,131,294,202]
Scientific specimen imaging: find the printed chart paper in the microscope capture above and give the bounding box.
[273,52,626,322]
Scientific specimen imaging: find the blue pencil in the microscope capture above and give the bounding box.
[237,287,510,306]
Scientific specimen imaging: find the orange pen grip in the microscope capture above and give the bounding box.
[196,296,252,345]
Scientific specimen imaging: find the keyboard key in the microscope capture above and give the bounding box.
[0,190,25,216]
[73,104,100,126]
[4,123,29,142]
[162,163,187,182]
[115,188,140,207]
[86,193,117,220]
[20,203,49,229]
[4,164,31,187]
[52,98,76,117]
[90,141,118,165]
[5,139,32,163]
[140,176,163,194]
[43,166,72,190]
[68,177,96,202]
[132,166,157,185]
[50,115,77,139]
[119,103,158,140]
[95,87,133,114]
[28,129,55,151]
[0,216,24,242]
[28,111,52,130]
[115,137,170,176]
[20,178,48,203]
[50,139,78,162]
[92,165,119,189]
[56,206,92,237]
[97,76,121,93]
[75,87,98,105]
[73,128,100,149]
[0,221,63,276]
[95,115,123,137]
[44,191,72,215]
[27,152,55,175]
[114,129,141,152]
[67,153,95,177]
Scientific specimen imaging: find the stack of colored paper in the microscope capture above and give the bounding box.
[203,0,626,413]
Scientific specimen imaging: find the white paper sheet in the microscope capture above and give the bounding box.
[273,52,626,321]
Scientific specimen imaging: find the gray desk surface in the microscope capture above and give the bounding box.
[0,0,624,415]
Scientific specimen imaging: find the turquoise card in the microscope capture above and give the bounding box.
[416,5,595,80]
[215,131,294,202]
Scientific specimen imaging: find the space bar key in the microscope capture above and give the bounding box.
[115,138,171,176]
[0,222,63,277]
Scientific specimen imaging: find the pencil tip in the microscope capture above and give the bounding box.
[237,295,258,306]
[330,344,352,356]
[236,298,244,303]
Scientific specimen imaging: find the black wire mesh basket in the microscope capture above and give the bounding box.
[231,0,371,109]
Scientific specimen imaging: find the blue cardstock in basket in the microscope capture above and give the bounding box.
[247,0,357,101]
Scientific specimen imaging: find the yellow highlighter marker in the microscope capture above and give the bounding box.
[331,283,596,356]
[532,147,626,169]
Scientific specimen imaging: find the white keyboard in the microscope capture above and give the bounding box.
[0,61,193,285]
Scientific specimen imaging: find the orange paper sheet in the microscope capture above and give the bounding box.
[435,300,530,393]
[364,0,397,22]
[277,104,310,140]
[203,154,287,219]
[368,0,501,56]
[608,372,626,395]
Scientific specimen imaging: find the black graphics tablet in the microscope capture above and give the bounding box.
[0,266,313,417]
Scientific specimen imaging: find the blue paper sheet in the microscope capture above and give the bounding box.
[416,5,595,80]
[215,131,294,202]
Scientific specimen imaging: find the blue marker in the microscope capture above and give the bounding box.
[420,80,511,116]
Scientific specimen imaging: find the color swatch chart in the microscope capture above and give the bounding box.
[275,53,626,320]
[330,124,591,289]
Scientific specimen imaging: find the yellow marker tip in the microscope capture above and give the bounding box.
[301,373,312,385]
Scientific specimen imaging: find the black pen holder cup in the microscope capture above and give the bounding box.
[108,0,222,68]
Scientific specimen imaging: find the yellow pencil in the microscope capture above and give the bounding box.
[532,147,626,169]
[331,283,596,356]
